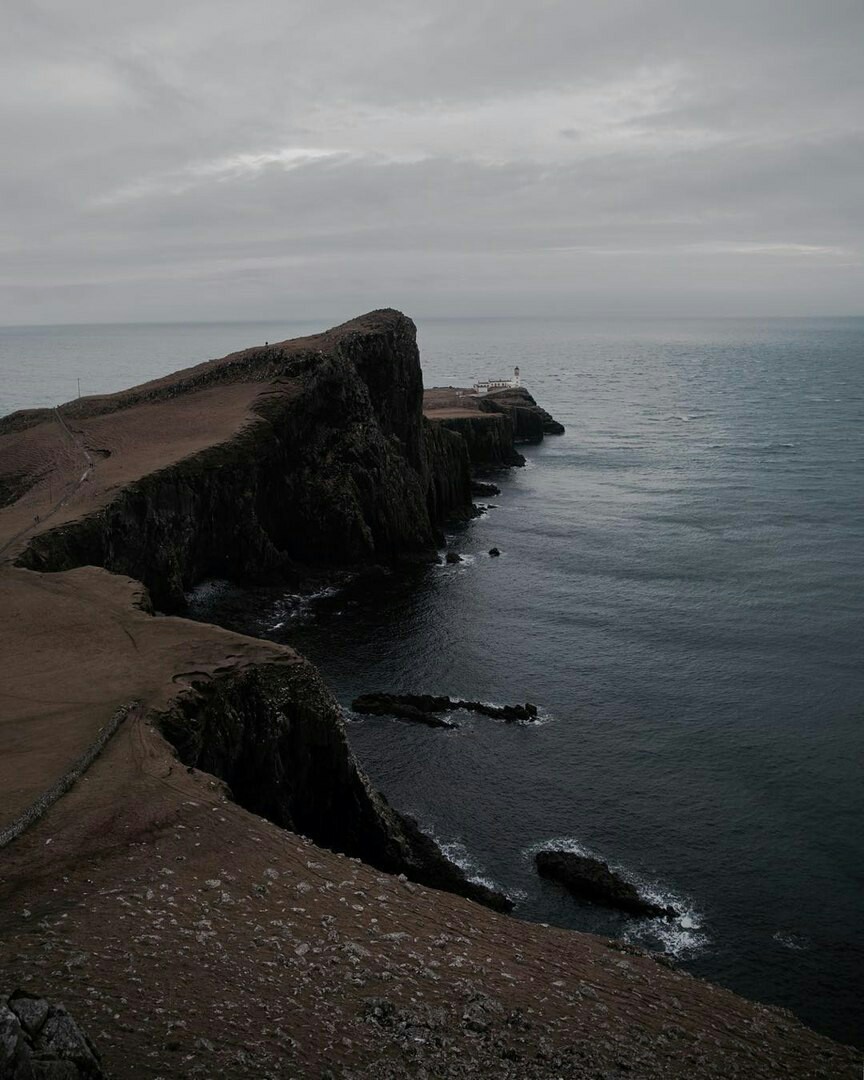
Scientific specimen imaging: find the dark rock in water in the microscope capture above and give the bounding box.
[535,851,677,919]
[445,551,463,564]
[353,692,538,724]
[471,479,501,496]
[1,990,104,1077]
[353,694,458,728]
[353,692,459,727]
[488,547,501,557]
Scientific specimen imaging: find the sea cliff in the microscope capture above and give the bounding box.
[10,312,476,611]
[0,311,857,1079]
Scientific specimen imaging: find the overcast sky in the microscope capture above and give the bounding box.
[2,0,862,324]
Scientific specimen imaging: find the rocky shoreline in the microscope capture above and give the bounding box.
[0,311,859,1077]
[352,693,539,727]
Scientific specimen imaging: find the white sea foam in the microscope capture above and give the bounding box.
[437,553,477,569]
[264,584,341,629]
[186,578,231,604]
[624,883,708,960]
[439,839,497,891]
[523,834,596,860]
[435,836,520,898]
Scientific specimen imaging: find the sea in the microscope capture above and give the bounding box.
[1,315,862,1047]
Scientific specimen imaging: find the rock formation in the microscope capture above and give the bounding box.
[422,384,565,469]
[353,693,538,724]
[0,312,857,1078]
[478,386,566,438]
[0,312,518,914]
[1,990,103,1078]
[8,312,479,612]
[535,850,678,918]
[158,661,510,910]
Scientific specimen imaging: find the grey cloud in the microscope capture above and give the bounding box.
[1,0,862,323]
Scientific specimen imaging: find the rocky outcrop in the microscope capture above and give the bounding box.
[1,990,103,1078]
[15,312,475,612]
[1,312,514,916]
[353,693,538,724]
[432,413,525,468]
[535,851,678,918]
[479,387,566,438]
[0,472,37,510]
[421,384,563,471]
[157,660,512,912]
[471,479,501,497]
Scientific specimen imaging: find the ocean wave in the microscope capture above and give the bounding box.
[263,584,340,629]
[624,886,708,960]
[524,706,555,727]
[773,931,810,951]
[185,578,231,604]
[707,441,797,453]
[647,413,709,423]
[436,553,477,569]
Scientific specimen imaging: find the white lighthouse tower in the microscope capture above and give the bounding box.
[473,365,523,394]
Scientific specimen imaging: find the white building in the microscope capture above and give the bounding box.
[473,366,520,394]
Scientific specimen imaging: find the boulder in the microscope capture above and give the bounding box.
[534,851,677,919]
[1,991,103,1078]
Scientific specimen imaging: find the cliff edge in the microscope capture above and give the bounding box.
[0,312,857,1078]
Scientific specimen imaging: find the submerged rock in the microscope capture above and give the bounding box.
[445,552,463,564]
[534,851,678,919]
[488,547,501,557]
[353,692,538,724]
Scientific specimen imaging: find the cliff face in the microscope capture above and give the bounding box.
[157,657,510,910]
[1,318,859,1078]
[0,311,505,912]
[14,312,474,611]
[432,413,525,469]
[423,419,475,523]
[421,384,564,471]
[478,387,566,439]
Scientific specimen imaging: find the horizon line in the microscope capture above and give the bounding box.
[1,312,863,331]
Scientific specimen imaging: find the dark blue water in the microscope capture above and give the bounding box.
[3,317,862,1046]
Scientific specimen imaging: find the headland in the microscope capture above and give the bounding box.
[0,311,857,1077]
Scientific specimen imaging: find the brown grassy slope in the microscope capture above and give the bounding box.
[0,315,858,1077]
[1,672,857,1079]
